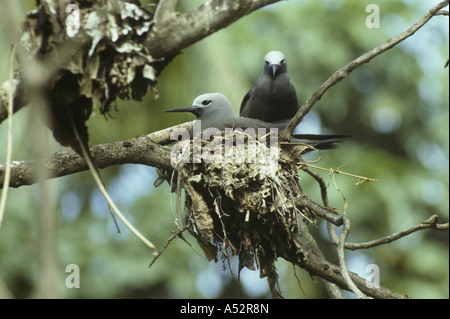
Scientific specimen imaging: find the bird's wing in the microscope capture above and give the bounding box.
[239,85,255,116]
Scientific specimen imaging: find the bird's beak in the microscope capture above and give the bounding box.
[165,105,202,116]
[270,64,279,77]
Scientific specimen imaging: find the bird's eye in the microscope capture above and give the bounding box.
[202,100,212,106]
[265,60,269,65]
[280,59,286,64]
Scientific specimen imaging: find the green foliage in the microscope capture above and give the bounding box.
[0,0,448,298]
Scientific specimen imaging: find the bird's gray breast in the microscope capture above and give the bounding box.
[260,74,295,98]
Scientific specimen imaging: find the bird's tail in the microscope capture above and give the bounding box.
[290,134,349,150]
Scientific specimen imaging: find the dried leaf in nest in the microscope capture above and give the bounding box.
[170,132,312,298]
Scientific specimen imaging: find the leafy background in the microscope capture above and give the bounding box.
[0,0,448,298]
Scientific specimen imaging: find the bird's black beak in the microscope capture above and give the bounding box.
[270,64,279,77]
[165,105,202,117]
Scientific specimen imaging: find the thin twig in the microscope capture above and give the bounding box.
[301,166,330,207]
[175,171,183,230]
[344,215,449,250]
[71,121,158,253]
[301,164,344,286]
[304,164,377,185]
[281,0,449,140]
[337,217,368,299]
[300,165,342,265]
[148,225,190,269]
[291,264,306,296]
[0,133,173,189]
[0,44,16,230]
[82,144,158,254]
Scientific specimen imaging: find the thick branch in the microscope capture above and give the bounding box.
[146,0,281,58]
[0,121,194,189]
[297,249,411,299]
[281,0,449,140]
[154,0,179,25]
[0,135,171,188]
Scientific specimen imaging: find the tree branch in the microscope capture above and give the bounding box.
[337,217,367,298]
[0,121,194,189]
[0,77,25,123]
[283,221,410,299]
[295,196,343,226]
[154,0,179,25]
[298,163,447,298]
[344,215,449,250]
[296,218,344,298]
[281,0,449,140]
[146,0,281,58]
[0,135,168,189]
[297,249,411,299]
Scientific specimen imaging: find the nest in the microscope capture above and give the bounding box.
[170,131,317,298]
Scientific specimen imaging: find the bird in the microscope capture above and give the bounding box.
[165,93,346,150]
[240,51,298,122]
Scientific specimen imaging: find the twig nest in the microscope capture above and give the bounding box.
[171,131,314,298]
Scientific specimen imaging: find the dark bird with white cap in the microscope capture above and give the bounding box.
[240,51,298,122]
